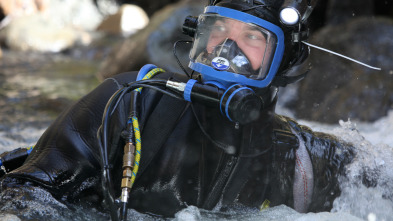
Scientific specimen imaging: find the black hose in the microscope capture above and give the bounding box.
[119,202,128,221]
[173,40,192,78]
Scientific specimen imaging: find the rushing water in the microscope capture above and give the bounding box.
[0,50,100,129]
[1,50,393,220]
[2,114,392,221]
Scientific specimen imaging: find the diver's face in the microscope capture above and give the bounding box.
[206,18,268,70]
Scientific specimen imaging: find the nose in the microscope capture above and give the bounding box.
[216,38,236,55]
[227,30,239,43]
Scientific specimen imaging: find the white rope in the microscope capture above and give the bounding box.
[302,41,382,71]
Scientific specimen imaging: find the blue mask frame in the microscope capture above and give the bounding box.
[189,6,285,89]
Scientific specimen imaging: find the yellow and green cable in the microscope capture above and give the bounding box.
[129,68,165,187]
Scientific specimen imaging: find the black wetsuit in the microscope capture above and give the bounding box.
[0,71,354,217]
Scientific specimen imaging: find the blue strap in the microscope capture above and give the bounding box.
[184,79,197,102]
[137,64,157,81]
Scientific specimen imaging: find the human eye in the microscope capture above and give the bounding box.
[212,23,227,34]
[246,31,265,40]
[244,31,266,46]
[212,26,225,35]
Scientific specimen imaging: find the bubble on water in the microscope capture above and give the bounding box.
[368,213,377,221]
[174,206,201,221]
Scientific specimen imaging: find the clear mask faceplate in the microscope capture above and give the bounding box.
[189,6,285,88]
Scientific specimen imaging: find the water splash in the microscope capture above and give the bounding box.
[330,120,393,221]
[2,97,393,220]
[1,118,393,220]
[173,204,363,221]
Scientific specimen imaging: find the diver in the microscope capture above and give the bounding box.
[0,0,359,220]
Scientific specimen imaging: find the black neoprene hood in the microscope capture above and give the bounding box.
[213,0,282,25]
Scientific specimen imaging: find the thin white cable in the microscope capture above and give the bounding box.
[302,41,382,71]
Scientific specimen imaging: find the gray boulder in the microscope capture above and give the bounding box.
[291,17,393,123]
[325,0,374,25]
[97,0,204,80]
[129,0,183,16]
[0,0,106,52]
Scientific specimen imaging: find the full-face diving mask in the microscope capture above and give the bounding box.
[189,6,285,89]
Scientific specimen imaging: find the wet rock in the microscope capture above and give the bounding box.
[303,0,393,33]
[0,0,48,30]
[122,0,183,16]
[375,0,393,17]
[44,0,104,31]
[291,17,393,123]
[326,0,374,25]
[0,0,48,17]
[96,4,149,37]
[92,0,119,16]
[2,14,78,52]
[97,0,204,80]
[0,0,105,52]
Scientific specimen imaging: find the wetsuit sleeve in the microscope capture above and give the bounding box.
[285,117,355,212]
[0,72,139,199]
[269,115,354,212]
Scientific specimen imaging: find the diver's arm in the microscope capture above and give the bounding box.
[286,118,355,212]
